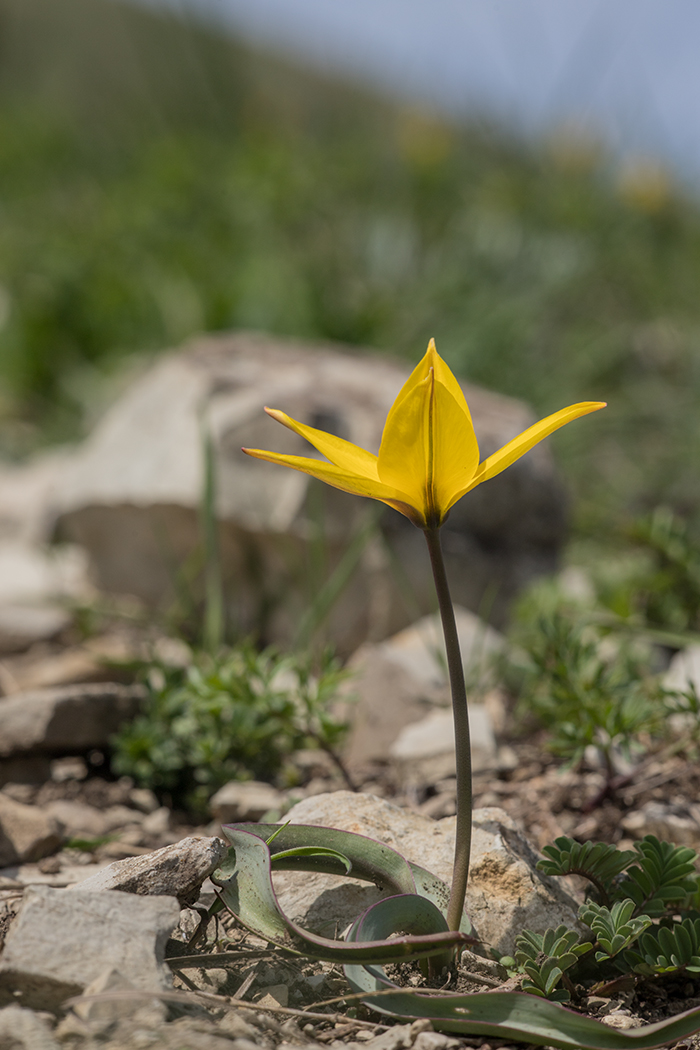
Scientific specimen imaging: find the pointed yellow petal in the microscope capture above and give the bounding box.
[447,400,607,508]
[377,371,432,513]
[264,408,379,479]
[383,338,474,446]
[241,447,410,505]
[426,338,476,431]
[377,356,480,524]
[381,345,432,446]
[431,375,481,513]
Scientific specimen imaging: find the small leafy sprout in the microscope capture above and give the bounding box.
[579,900,653,963]
[539,837,638,905]
[618,836,700,917]
[625,917,700,976]
[510,612,662,778]
[514,926,593,1002]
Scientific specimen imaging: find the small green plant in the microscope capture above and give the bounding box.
[624,508,700,634]
[502,834,700,1004]
[111,642,349,814]
[511,611,663,774]
[513,925,593,1001]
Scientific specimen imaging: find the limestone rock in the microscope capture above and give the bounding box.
[0,1005,59,1050]
[343,606,502,773]
[664,645,700,709]
[273,792,580,955]
[0,604,70,655]
[44,800,141,840]
[0,449,72,546]
[53,331,568,652]
[0,541,89,609]
[72,835,229,906]
[210,780,283,823]
[0,885,179,1011]
[0,793,63,866]
[390,705,496,783]
[0,682,145,757]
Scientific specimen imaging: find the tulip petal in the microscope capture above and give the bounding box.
[431,376,481,514]
[242,447,411,507]
[264,408,379,480]
[378,357,480,525]
[383,339,475,447]
[427,339,476,430]
[377,372,432,514]
[446,400,607,509]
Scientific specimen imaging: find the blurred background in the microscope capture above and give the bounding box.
[2,0,700,542]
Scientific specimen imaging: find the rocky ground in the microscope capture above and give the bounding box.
[1,334,700,1046]
[2,612,700,1049]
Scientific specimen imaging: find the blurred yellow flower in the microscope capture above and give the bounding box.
[243,339,606,530]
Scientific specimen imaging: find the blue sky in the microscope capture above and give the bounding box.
[139,0,700,181]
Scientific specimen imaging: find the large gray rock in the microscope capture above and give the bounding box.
[272,792,580,956]
[0,886,179,1011]
[52,332,568,651]
[0,682,145,758]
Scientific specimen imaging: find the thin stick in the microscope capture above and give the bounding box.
[63,988,391,1030]
[423,526,472,932]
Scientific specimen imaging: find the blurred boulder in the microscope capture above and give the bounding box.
[342,606,503,775]
[209,780,283,823]
[0,682,145,760]
[48,332,568,651]
[0,793,63,866]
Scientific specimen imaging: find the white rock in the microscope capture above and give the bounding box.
[390,704,496,779]
[621,801,700,848]
[141,806,172,837]
[0,449,71,545]
[43,800,111,840]
[343,607,502,773]
[0,604,70,655]
[0,886,179,1011]
[272,792,580,955]
[378,607,504,691]
[210,780,283,823]
[0,541,89,606]
[664,645,700,735]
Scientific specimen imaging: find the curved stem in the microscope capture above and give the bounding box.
[423,526,472,932]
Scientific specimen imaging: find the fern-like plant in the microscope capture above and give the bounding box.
[507,834,700,1002]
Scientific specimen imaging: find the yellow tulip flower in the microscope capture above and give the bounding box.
[243,339,606,530]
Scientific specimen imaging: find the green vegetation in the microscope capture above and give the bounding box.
[111,641,349,814]
[4,0,700,535]
[508,610,664,772]
[504,536,700,774]
[500,834,700,1003]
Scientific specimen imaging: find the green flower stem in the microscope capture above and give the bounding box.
[424,526,472,932]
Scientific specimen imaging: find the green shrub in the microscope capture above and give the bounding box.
[111,642,349,814]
